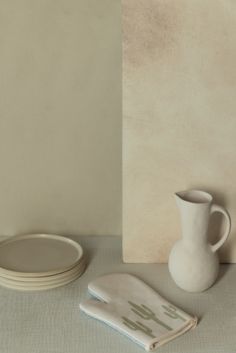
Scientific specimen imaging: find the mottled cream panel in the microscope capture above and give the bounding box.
[123,0,236,263]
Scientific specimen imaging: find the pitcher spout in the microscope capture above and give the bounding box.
[175,190,213,206]
[174,191,186,206]
[174,190,191,210]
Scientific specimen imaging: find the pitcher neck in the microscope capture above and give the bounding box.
[175,190,212,249]
[181,211,209,248]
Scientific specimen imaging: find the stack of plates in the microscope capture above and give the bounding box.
[0,234,86,291]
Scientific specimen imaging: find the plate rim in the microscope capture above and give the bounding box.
[0,257,86,282]
[0,261,86,288]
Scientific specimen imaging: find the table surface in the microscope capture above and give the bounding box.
[0,236,235,353]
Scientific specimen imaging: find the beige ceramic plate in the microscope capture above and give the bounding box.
[0,256,86,282]
[0,234,84,277]
[0,259,87,284]
[0,262,86,291]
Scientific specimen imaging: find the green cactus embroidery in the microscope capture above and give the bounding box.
[128,301,172,331]
[162,304,186,322]
[122,317,155,338]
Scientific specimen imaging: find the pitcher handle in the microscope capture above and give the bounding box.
[210,204,231,252]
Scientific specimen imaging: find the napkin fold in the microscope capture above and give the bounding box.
[80,273,197,351]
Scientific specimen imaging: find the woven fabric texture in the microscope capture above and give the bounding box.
[0,236,235,353]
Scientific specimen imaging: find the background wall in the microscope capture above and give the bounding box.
[123,0,236,263]
[0,0,121,236]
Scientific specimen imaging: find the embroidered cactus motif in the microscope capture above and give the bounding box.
[162,304,186,322]
[128,301,172,331]
[122,316,155,338]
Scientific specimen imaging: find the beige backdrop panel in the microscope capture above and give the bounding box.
[123,0,236,263]
[0,0,121,236]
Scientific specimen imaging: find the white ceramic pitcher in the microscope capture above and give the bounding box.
[168,190,231,292]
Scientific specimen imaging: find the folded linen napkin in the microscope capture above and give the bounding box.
[80,273,197,351]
